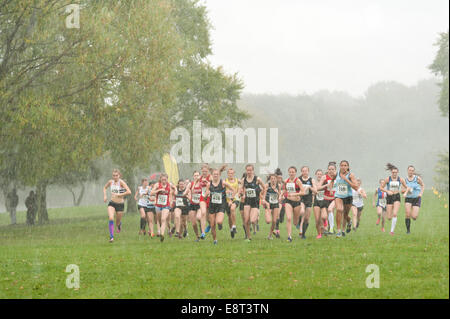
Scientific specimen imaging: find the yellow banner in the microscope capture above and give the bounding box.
[162,153,179,185]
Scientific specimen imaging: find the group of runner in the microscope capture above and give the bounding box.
[103,161,424,244]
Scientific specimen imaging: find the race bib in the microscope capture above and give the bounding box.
[176,197,184,207]
[337,184,348,195]
[157,194,168,205]
[148,197,156,205]
[211,193,222,204]
[201,187,207,197]
[111,185,120,194]
[192,193,200,204]
[286,183,296,193]
[246,188,256,198]
[379,198,386,207]
[302,184,311,194]
[269,193,278,204]
[327,181,333,190]
[226,191,234,199]
[316,191,324,201]
[390,181,400,191]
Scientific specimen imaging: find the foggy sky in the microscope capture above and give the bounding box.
[204,0,449,97]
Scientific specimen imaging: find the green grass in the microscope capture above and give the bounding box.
[0,191,448,299]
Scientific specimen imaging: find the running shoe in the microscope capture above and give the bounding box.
[200,233,206,240]
[245,238,251,243]
[183,230,187,238]
[195,238,200,242]
[267,235,273,240]
[205,225,211,233]
[301,234,306,240]
[390,232,394,236]
[342,231,346,237]
[316,234,322,239]
[218,224,223,231]
[376,218,380,225]
[171,227,176,234]
[336,231,342,238]
[230,230,235,239]
[323,220,328,228]
[256,223,259,231]
[213,240,218,245]
[406,230,410,234]
[109,237,114,243]
[287,236,293,243]
[296,223,300,230]
[117,222,122,233]
[381,227,385,232]
[160,235,164,242]
[346,222,351,233]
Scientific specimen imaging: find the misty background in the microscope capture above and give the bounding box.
[1,0,448,213]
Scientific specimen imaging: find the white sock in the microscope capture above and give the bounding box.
[329,213,334,230]
[391,217,397,233]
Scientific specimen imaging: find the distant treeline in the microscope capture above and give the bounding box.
[238,79,449,189]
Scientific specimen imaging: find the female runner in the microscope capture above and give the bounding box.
[174,179,190,239]
[319,162,337,234]
[283,166,306,242]
[313,169,329,238]
[262,174,281,239]
[333,160,359,238]
[103,169,131,243]
[187,171,202,242]
[298,166,317,239]
[134,178,150,235]
[381,163,408,235]
[274,168,284,233]
[199,164,227,238]
[403,165,424,234]
[205,169,233,244]
[373,179,387,232]
[240,164,266,242]
[147,181,157,237]
[351,178,367,231]
[225,167,239,238]
[150,173,174,242]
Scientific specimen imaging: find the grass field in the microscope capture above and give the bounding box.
[0,191,448,299]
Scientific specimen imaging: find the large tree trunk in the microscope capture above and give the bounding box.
[75,184,85,206]
[9,208,16,225]
[123,169,137,214]
[2,188,15,225]
[36,181,49,224]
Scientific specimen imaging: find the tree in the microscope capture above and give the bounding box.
[0,0,184,221]
[429,31,449,192]
[56,161,101,206]
[429,31,449,117]
[105,0,249,212]
[0,1,123,223]
[434,152,449,193]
